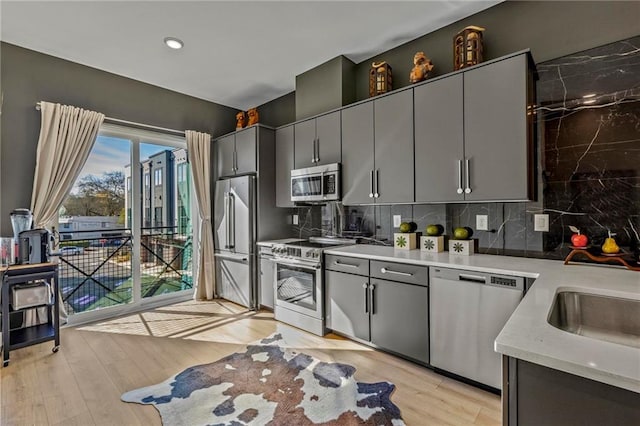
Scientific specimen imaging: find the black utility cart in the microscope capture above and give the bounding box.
[1,262,60,367]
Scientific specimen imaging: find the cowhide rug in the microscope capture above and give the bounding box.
[121,333,405,425]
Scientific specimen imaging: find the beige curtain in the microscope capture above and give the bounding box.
[186,130,216,300]
[31,102,105,228]
[30,102,105,322]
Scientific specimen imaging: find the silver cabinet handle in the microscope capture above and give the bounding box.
[311,138,316,163]
[369,170,374,198]
[457,159,464,194]
[335,260,358,268]
[363,283,369,314]
[369,283,376,315]
[465,158,472,194]
[374,169,379,198]
[380,267,413,277]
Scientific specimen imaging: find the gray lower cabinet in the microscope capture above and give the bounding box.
[341,101,375,205]
[275,125,295,207]
[504,357,640,426]
[259,256,275,309]
[374,88,414,203]
[215,126,257,178]
[325,256,429,364]
[414,74,465,202]
[325,270,370,341]
[294,111,341,169]
[369,278,429,364]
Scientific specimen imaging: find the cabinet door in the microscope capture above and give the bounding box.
[275,126,295,207]
[414,75,465,202]
[341,102,375,205]
[325,270,370,341]
[234,127,257,174]
[294,119,316,169]
[374,89,415,203]
[315,111,341,165]
[259,257,274,309]
[464,54,530,201]
[216,134,236,178]
[370,278,429,363]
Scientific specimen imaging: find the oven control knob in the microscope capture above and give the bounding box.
[305,252,310,257]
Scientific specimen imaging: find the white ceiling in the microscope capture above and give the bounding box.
[1,1,501,110]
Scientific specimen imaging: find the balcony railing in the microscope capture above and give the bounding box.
[58,227,192,315]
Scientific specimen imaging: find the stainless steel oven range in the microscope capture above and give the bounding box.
[272,237,354,335]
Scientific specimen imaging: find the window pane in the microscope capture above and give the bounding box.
[139,143,193,298]
[58,135,132,314]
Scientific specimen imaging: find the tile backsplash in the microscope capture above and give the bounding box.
[292,36,640,261]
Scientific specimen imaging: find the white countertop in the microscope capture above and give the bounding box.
[324,245,640,393]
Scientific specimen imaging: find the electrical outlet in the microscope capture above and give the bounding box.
[534,214,549,232]
[293,214,299,226]
[476,215,489,231]
[393,215,402,228]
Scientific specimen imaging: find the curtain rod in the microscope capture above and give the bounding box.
[35,102,188,137]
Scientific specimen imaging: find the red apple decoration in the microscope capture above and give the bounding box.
[569,226,588,248]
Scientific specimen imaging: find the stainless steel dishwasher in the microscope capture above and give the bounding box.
[429,266,524,390]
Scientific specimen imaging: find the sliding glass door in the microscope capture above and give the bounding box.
[58,124,195,323]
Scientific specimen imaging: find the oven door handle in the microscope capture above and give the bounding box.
[274,259,321,270]
[215,252,249,262]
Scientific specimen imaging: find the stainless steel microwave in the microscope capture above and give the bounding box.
[291,163,341,203]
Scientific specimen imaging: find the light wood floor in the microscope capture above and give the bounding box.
[1,300,501,425]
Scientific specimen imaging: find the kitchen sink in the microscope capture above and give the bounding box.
[548,291,640,349]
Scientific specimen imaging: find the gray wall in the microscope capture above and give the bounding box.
[0,42,237,235]
[258,0,640,124]
[295,55,355,120]
[257,91,295,128]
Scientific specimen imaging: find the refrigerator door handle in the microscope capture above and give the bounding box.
[223,192,230,249]
[229,192,236,249]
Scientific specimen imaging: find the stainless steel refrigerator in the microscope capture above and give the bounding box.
[214,175,256,308]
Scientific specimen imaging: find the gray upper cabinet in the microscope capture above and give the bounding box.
[294,111,341,169]
[275,125,295,207]
[215,126,257,178]
[464,54,531,201]
[374,89,415,204]
[294,119,315,169]
[315,111,341,165]
[413,52,533,202]
[341,102,375,205]
[216,134,236,178]
[414,74,465,202]
[234,127,257,175]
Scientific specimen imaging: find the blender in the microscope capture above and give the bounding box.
[10,209,33,264]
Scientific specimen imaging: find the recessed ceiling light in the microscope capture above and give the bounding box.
[164,37,184,50]
[583,99,597,105]
[582,93,597,98]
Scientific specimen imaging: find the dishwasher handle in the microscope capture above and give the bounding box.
[458,273,487,284]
